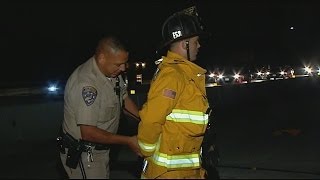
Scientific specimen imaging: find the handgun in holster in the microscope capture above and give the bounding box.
[57,132,88,169]
[64,133,90,169]
[66,141,86,169]
[201,108,220,179]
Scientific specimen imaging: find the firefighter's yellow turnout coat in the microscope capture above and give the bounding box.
[138,51,210,179]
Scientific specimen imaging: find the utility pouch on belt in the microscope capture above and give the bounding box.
[201,108,220,179]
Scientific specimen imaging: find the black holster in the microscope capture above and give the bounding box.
[57,130,110,169]
[66,141,86,169]
[57,132,88,169]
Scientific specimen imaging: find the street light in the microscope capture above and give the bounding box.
[135,62,147,69]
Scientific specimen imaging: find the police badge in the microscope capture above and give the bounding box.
[82,86,97,106]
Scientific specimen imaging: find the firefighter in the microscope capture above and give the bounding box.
[137,11,214,179]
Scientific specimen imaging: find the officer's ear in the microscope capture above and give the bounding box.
[97,53,106,63]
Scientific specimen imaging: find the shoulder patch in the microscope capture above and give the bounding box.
[163,88,176,99]
[82,86,97,106]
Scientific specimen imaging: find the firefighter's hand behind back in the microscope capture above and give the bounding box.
[127,135,143,157]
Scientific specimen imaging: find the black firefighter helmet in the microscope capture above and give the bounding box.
[159,12,210,49]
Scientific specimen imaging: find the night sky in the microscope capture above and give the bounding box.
[1,1,320,85]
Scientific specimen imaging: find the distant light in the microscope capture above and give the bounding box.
[290,26,294,30]
[209,73,215,78]
[48,85,58,92]
[136,74,142,83]
[141,62,146,68]
[233,73,240,79]
[257,71,262,76]
[291,69,295,75]
[304,66,312,74]
[130,89,136,95]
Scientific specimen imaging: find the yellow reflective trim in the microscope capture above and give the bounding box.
[166,109,208,125]
[166,116,208,124]
[151,151,200,168]
[138,140,156,152]
[172,109,204,115]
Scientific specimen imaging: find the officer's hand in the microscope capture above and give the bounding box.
[127,135,143,157]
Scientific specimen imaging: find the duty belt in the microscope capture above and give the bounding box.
[60,132,110,151]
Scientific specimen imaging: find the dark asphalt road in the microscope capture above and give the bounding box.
[0,76,319,179]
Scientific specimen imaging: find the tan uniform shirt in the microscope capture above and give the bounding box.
[62,56,127,139]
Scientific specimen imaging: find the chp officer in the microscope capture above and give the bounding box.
[58,34,141,179]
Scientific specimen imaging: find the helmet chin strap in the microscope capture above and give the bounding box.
[186,40,190,60]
